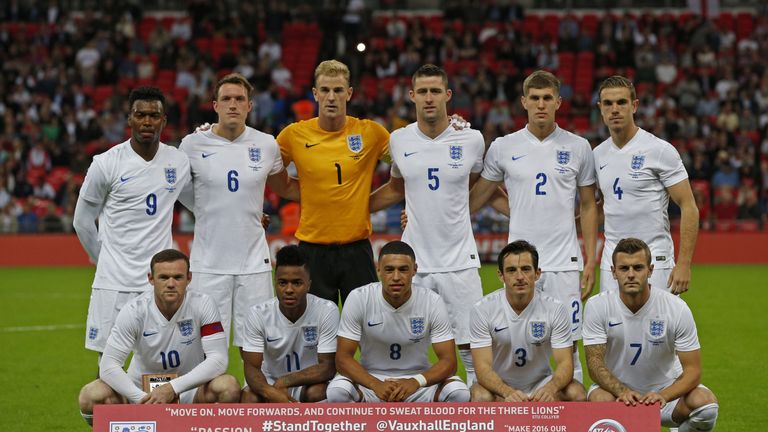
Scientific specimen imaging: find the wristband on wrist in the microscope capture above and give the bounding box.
[414,374,427,387]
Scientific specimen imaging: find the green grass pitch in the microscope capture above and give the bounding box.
[0,265,763,430]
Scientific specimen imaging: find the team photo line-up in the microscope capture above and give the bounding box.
[74,60,717,431]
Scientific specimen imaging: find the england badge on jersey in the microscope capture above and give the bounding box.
[302,325,318,345]
[178,319,194,337]
[409,317,425,341]
[647,318,666,343]
[448,144,464,168]
[527,320,547,345]
[347,134,363,153]
[164,167,177,192]
[248,147,263,171]
[556,150,571,165]
[631,154,645,170]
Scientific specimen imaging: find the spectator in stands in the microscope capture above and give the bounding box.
[737,183,763,223]
[258,35,282,66]
[271,61,292,90]
[713,185,738,222]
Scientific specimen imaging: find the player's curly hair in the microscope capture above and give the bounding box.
[275,245,309,270]
[128,86,166,113]
[497,240,539,271]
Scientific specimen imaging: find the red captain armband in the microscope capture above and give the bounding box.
[200,322,224,336]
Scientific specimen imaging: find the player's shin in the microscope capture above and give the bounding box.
[678,403,719,432]
[458,349,475,385]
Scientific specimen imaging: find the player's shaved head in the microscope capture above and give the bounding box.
[378,240,416,262]
[412,64,448,88]
[275,245,309,271]
[612,238,651,266]
[150,249,190,275]
[497,240,539,272]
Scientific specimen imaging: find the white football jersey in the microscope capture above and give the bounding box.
[470,289,572,391]
[593,128,688,270]
[106,291,226,388]
[79,141,191,291]
[337,283,454,376]
[390,124,484,272]
[241,294,339,381]
[481,125,595,271]
[179,127,284,274]
[582,288,699,394]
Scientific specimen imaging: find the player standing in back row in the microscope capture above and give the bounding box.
[179,73,299,347]
[276,60,390,305]
[594,76,699,294]
[369,64,485,384]
[74,87,191,355]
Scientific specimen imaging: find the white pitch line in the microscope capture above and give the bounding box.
[0,323,84,333]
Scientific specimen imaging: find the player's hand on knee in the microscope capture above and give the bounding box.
[640,391,666,407]
[617,389,642,406]
[145,383,178,404]
[387,378,419,402]
[374,379,398,401]
[531,384,557,402]
[503,389,529,402]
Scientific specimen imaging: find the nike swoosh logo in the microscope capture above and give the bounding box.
[266,337,281,342]
[202,152,217,158]
[599,164,608,170]
[305,143,320,148]
[404,152,418,157]
[494,326,508,332]
[120,175,134,182]
[367,321,383,327]
[511,155,526,161]
[608,322,622,327]
[143,331,158,337]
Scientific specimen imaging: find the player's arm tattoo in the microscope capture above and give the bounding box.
[276,353,336,389]
[585,344,630,397]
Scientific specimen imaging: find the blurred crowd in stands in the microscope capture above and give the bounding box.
[0,1,766,234]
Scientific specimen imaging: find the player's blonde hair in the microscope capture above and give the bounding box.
[314,60,350,87]
[598,75,637,101]
[523,70,560,97]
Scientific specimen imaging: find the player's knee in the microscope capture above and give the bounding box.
[686,403,718,431]
[209,374,241,403]
[563,381,587,402]
[79,379,112,412]
[588,387,615,402]
[325,378,358,403]
[301,383,328,402]
[469,383,494,402]
[240,386,263,403]
[437,380,470,402]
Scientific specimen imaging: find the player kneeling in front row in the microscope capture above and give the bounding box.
[327,240,470,403]
[584,238,718,431]
[241,245,339,402]
[78,250,240,426]
[470,240,586,402]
